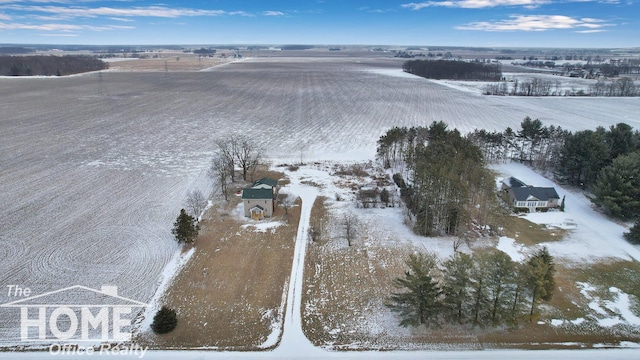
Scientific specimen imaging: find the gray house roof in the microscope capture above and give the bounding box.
[242,188,274,200]
[511,186,560,202]
[503,176,528,188]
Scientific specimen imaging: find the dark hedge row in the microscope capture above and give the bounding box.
[403,59,502,81]
[0,55,108,76]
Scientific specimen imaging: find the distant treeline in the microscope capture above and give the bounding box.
[0,47,35,54]
[281,45,315,51]
[0,55,108,76]
[403,60,502,81]
[484,77,637,97]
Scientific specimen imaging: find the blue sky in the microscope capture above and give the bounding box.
[0,1,637,47]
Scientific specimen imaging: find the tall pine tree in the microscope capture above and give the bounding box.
[441,252,473,324]
[171,209,199,244]
[386,253,443,329]
[591,152,640,219]
[526,247,556,321]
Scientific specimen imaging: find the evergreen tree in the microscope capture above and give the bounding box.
[623,219,640,244]
[556,129,609,189]
[171,209,199,244]
[441,252,473,324]
[508,263,529,325]
[591,152,640,219]
[484,250,516,325]
[151,306,178,334]
[386,253,443,328]
[526,247,556,321]
[469,251,491,326]
[606,123,638,160]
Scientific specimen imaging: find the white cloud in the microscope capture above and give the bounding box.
[455,14,613,31]
[38,33,79,37]
[109,17,135,22]
[2,5,232,18]
[402,0,550,9]
[262,10,284,16]
[0,20,134,31]
[0,12,11,20]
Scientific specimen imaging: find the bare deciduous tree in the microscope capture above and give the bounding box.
[279,194,295,221]
[232,135,262,182]
[215,139,236,182]
[208,152,231,201]
[185,190,208,218]
[343,212,359,247]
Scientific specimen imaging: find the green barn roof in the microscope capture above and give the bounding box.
[241,188,273,200]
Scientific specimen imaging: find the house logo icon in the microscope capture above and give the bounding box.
[0,285,147,342]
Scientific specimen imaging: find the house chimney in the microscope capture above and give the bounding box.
[101,285,118,297]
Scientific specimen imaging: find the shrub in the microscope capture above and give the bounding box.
[623,220,640,245]
[151,306,178,334]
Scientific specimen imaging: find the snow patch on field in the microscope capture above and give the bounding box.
[497,236,526,262]
[364,68,422,79]
[523,212,578,230]
[567,282,640,328]
[241,221,284,233]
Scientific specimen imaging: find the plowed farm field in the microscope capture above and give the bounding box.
[1,55,638,344]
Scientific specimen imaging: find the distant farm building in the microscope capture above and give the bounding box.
[241,178,278,220]
[502,176,560,212]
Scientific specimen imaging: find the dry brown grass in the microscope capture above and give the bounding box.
[502,215,567,246]
[140,169,300,350]
[107,52,235,72]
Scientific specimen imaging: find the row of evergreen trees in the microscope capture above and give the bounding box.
[387,247,556,328]
[378,122,502,237]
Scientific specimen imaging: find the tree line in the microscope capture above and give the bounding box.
[483,77,637,97]
[403,59,502,81]
[377,122,502,237]
[386,247,556,329]
[467,118,640,243]
[0,55,108,76]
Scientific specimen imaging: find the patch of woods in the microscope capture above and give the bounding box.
[467,117,640,244]
[402,59,502,81]
[483,77,638,97]
[378,118,640,243]
[0,55,108,76]
[387,247,555,329]
[377,122,503,237]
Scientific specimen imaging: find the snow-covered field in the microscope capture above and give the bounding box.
[1,55,639,351]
